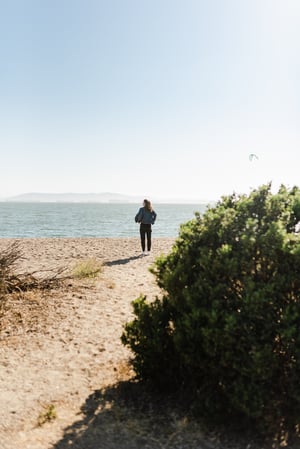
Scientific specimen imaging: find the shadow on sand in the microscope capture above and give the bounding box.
[51,380,216,449]
[105,255,144,266]
[50,380,274,449]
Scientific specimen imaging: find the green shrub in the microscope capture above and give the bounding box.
[122,184,300,431]
[121,295,180,390]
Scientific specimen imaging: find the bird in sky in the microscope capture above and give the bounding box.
[249,153,259,161]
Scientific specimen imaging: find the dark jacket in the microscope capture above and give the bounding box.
[135,207,157,225]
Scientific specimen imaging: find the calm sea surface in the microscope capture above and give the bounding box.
[0,202,209,238]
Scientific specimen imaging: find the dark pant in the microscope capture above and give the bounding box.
[140,223,152,251]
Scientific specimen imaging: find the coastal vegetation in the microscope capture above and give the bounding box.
[122,184,300,440]
[72,258,103,279]
[0,244,103,302]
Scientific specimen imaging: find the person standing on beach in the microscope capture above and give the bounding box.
[135,199,157,255]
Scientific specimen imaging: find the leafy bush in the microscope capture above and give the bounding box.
[122,184,300,431]
[121,295,179,390]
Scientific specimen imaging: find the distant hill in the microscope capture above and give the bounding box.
[5,192,142,203]
[4,192,212,204]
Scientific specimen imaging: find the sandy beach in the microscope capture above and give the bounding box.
[0,237,178,449]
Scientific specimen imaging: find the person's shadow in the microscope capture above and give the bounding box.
[105,255,144,266]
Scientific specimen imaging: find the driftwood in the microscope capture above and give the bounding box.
[0,242,69,296]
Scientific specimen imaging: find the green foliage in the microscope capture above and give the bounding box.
[121,295,179,390]
[122,184,300,432]
[37,404,57,426]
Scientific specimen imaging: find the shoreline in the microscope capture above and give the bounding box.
[0,237,176,271]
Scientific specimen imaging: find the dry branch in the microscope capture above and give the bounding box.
[0,242,69,297]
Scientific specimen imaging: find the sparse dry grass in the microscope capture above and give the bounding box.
[72,258,103,279]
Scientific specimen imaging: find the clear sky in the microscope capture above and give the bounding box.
[1,0,299,201]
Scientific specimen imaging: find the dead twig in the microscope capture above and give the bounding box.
[0,243,70,296]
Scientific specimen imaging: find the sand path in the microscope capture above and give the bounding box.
[0,238,175,449]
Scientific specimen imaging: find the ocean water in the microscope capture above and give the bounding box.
[0,202,209,238]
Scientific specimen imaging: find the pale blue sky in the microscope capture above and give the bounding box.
[1,0,299,201]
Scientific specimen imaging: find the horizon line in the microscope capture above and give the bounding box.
[0,191,215,203]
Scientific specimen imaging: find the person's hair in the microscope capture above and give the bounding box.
[143,199,152,212]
